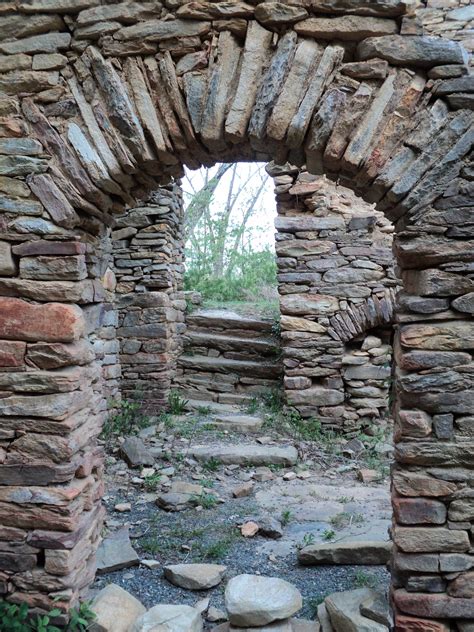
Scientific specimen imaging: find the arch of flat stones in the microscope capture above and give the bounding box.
[0,0,473,628]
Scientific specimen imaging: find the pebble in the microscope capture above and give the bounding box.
[115,503,131,512]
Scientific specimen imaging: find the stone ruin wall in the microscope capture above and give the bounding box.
[0,0,472,628]
[112,183,186,411]
[273,169,399,434]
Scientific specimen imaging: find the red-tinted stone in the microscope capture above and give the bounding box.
[0,298,85,342]
[448,571,474,598]
[395,615,449,632]
[12,240,86,257]
[394,589,474,619]
[0,340,26,367]
[393,498,447,525]
[396,409,432,439]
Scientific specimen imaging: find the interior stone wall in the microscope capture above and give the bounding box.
[0,1,472,628]
[112,184,185,411]
[273,170,399,434]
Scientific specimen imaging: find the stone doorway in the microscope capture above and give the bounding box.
[0,1,473,629]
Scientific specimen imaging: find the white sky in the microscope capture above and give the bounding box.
[182,163,277,251]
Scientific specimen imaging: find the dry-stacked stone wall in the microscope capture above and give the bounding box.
[112,184,185,411]
[175,304,282,406]
[0,0,472,627]
[273,170,399,434]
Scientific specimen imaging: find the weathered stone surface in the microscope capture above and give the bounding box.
[393,527,470,553]
[115,19,210,41]
[298,541,391,566]
[394,590,474,619]
[26,340,94,369]
[27,174,80,229]
[341,59,388,79]
[295,16,397,41]
[0,33,71,55]
[280,294,339,316]
[225,574,302,626]
[131,604,203,632]
[0,341,26,368]
[0,298,85,342]
[448,499,474,522]
[286,387,344,407]
[448,571,474,598]
[325,589,387,632]
[358,36,468,67]
[190,445,297,466]
[20,255,87,281]
[164,564,226,590]
[96,527,139,574]
[0,241,15,276]
[393,498,446,525]
[121,436,155,468]
[91,584,146,632]
[400,321,474,351]
[393,471,457,497]
[255,3,307,27]
[308,0,406,16]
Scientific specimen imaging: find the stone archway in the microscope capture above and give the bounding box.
[0,1,473,628]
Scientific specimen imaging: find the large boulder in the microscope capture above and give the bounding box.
[164,564,227,590]
[90,584,146,632]
[130,604,203,632]
[225,574,302,626]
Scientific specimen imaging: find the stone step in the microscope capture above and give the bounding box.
[189,443,298,466]
[179,355,281,378]
[186,309,275,333]
[205,413,264,433]
[184,331,279,356]
[184,399,242,415]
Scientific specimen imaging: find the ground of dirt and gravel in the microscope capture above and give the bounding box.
[92,405,392,621]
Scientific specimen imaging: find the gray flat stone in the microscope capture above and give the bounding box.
[130,604,203,632]
[208,414,264,433]
[96,527,139,574]
[298,541,392,565]
[164,563,227,590]
[190,444,298,466]
[91,584,146,632]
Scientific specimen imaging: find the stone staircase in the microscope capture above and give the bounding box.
[174,309,282,409]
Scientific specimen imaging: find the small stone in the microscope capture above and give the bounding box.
[233,482,254,498]
[141,559,160,570]
[358,469,382,483]
[207,607,227,622]
[114,503,131,513]
[121,436,155,468]
[241,521,259,538]
[253,466,275,482]
[283,472,297,481]
[194,598,210,615]
[164,564,227,590]
[225,574,303,626]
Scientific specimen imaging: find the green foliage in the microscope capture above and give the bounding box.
[322,529,336,541]
[143,473,162,492]
[280,509,293,526]
[352,570,378,589]
[184,249,278,304]
[196,491,218,509]
[202,457,221,472]
[101,398,149,441]
[0,601,95,632]
[168,390,188,415]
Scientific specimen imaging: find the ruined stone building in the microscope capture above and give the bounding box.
[0,0,473,629]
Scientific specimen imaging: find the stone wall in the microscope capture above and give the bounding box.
[0,0,472,626]
[272,170,398,434]
[175,302,282,407]
[0,204,111,616]
[112,184,186,411]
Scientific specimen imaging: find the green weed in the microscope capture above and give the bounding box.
[280,509,293,526]
[168,391,188,415]
[322,529,336,541]
[101,398,149,441]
